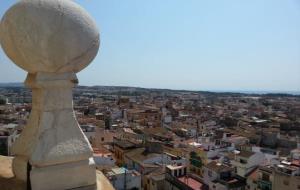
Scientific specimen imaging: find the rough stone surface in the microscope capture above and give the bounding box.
[30,158,96,190]
[0,156,15,178]
[11,156,27,182]
[0,156,26,190]
[74,171,115,190]
[0,156,115,190]
[0,0,100,73]
[8,73,97,190]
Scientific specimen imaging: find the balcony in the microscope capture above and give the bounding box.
[257,179,272,190]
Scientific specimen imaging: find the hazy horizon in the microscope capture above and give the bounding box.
[1,81,300,95]
[1,0,299,92]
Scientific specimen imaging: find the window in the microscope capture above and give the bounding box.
[174,170,178,177]
[262,173,270,181]
[101,137,104,141]
[220,171,231,180]
[208,170,212,177]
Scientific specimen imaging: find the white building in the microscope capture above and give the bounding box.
[124,148,187,175]
[291,149,300,160]
[80,124,96,142]
[222,133,249,149]
[0,124,20,156]
[231,150,265,177]
[106,167,141,190]
[93,149,115,170]
[252,146,278,163]
[203,161,246,190]
[166,164,187,178]
[163,115,172,124]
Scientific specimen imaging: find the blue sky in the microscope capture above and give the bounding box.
[0,0,300,92]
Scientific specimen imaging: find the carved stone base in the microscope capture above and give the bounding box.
[0,156,115,190]
[30,158,96,190]
[10,73,96,189]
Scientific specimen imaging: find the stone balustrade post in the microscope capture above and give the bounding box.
[0,0,100,189]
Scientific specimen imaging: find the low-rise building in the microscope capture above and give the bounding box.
[80,124,96,143]
[106,167,141,190]
[144,170,165,190]
[273,160,300,190]
[231,150,265,177]
[257,166,273,190]
[93,148,115,170]
[165,163,208,190]
[113,139,136,166]
[203,161,246,190]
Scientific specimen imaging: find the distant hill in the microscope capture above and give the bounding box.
[76,85,300,98]
[0,82,24,87]
[0,82,299,97]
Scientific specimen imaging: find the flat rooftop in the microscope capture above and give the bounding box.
[177,176,208,190]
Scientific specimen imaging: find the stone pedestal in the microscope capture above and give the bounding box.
[11,73,96,190]
[0,0,101,189]
[0,156,115,190]
[30,158,96,190]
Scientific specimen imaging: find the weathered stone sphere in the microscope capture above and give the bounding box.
[0,0,100,73]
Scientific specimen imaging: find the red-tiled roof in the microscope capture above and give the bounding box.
[292,160,300,167]
[178,177,208,190]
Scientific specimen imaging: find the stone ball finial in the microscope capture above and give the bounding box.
[0,0,100,74]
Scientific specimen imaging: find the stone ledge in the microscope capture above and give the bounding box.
[0,156,25,190]
[0,156,115,190]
